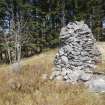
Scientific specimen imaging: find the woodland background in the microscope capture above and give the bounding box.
[0,0,105,63]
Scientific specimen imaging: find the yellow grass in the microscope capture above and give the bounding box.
[0,43,105,105]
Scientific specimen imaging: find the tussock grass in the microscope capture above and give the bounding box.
[0,44,105,105]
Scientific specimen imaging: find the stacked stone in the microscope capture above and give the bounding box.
[50,21,101,83]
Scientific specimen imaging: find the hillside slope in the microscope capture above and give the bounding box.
[0,42,105,105]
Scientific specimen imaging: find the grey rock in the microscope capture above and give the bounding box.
[67,70,82,82]
[64,75,69,80]
[80,72,92,81]
[85,78,105,92]
[61,56,68,65]
[71,51,80,56]
[59,49,65,56]
[61,68,67,76]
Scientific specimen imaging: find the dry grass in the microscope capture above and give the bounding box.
[97,42,105,62]
[0,43,105,105]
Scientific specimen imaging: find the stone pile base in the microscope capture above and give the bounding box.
[50,21,105,92]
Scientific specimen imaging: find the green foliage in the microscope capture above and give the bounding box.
[0,0,105,63]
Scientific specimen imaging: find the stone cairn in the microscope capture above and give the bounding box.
[50,21,102,86]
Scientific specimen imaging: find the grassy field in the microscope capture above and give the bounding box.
[0,43,105,105]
